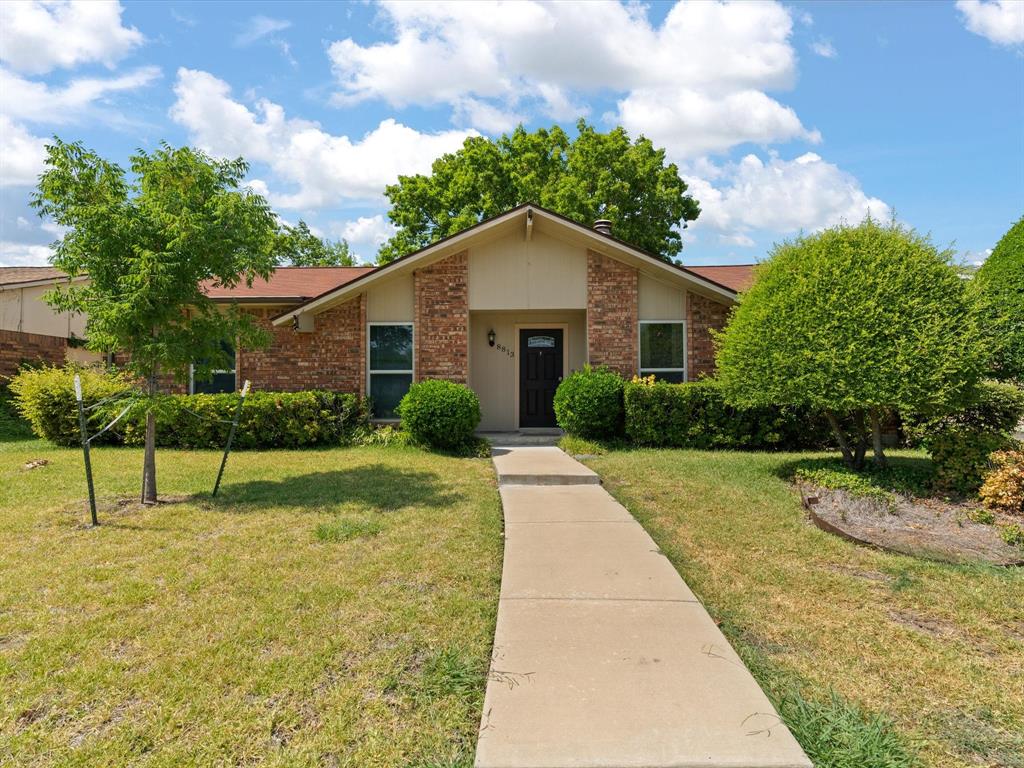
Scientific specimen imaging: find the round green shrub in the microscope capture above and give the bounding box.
[553,365,624,439]
[397,379,480,450]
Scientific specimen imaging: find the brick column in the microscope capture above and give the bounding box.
[586,250,638,377]
[686,291,730,380]
[414,251,469,382]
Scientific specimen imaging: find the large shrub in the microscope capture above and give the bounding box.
[624,378,832,450]
[716,218,985,469]
[980,449,1024,515]
[9,364,368,449]
[907,380,1024,495]
[972,216,1024,383]
[8,364,133,446]
[397,379,480,450]
[553,365,624,439]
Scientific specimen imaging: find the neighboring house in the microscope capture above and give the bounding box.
[1,204,754,431]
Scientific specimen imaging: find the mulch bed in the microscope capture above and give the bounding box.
[799,484,1024,566]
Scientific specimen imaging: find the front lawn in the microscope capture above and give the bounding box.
[0,440,502,767]
[584,449,1024,768]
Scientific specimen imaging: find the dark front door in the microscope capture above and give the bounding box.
[519,328,563,428]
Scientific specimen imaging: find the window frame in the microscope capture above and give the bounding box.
[189,342,238,395]
[638,319,687,382]
[367,321,415,421]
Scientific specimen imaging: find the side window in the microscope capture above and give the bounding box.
[369,324,413,418]
[639,322,685,383]
[191,341,236,394]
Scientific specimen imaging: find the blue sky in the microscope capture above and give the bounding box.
[1,0,1021,267]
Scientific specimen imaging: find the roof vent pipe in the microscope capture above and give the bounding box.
[593,219,613,236]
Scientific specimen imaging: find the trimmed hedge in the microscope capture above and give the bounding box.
[9,364,368,449]
[398,379,480,450]
[553,366,624,439]
[624,378,832,450]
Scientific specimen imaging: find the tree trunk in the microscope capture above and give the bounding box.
[825,410,856,468]
[869,408,888,468]
[141,370,158,504]
[851,410,868,470]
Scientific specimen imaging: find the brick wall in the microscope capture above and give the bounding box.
[686,291,730,379]
[237,295,365,394]
[414,251,468,382]
[586,250,638,377]
[0,329,66,378]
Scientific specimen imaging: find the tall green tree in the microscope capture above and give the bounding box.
[276,220,355,266]
[972,216,1024,383]
[715,218,985,469]
[378,120,699,263]
[31,140,278,503]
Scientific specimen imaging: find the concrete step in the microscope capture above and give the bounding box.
[492,446,601,486]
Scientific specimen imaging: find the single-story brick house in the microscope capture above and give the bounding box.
[2,204,753,431]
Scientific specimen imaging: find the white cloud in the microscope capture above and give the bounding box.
[327,0,805,153]
[0,116,48,187]
[615,87,819,158]
[169,68,477,208]
[956,0,1024,46]
[0,66,161,124]
[0,241,52,266]
[16,216,31,230]
[235,15,292,47]
[686,152,891,237]
[334,215,397,247]
[0,1,144,75]
[811,39,837,58]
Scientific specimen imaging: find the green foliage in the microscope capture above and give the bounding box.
[787,456,935,499]
[716,218,985,466]
[624,378,832,450]
[776,688,921,768]
[979,449,1024,515]
[275,219,355,266]
[558,435,611,456]
[794,467,895,506]
[907,380,1024,495]
[998,522,1024,547]
[972,216,1024,382]
[7,364,133,446]
[315,517,383,542]
[0,385,35,442]
[398,380,481,450]
[353,424,414,448]
[379,120,699,264]
[31,140,278,388]
[553,365,624,439]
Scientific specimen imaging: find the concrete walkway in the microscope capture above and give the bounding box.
[476,447,811,768]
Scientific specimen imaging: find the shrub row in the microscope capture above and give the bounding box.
[8,364,368,449]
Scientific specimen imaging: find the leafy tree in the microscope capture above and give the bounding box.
[715,218,985,469]
[31,140,278,504]
[378,120,699,263]
[972,216,1024,382]
[276,220,355,266]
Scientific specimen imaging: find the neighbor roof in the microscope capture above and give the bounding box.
[0,267,70,287]
[200,266,374,302]
[685,265,755,293]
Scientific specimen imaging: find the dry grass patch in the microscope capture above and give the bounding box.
[0,440,502,767]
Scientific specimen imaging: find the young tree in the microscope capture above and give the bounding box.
[715,218,986,469]
[972,216,1023,383]
[378,120,699,264]
[276,220,355,266]
[31,140,278,503]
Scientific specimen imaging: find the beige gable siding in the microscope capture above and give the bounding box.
[0,284,88,338]
[468,229,587,311]
[638,273,686,321]
[366,274,413,321]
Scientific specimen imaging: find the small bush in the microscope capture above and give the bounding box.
[624,377,832,450]
[980,450,1024,515]
[397,379,480,450]
[553,365,624,439]
[907,380,1024,495]
[794,467,894,506]
[354,424,414,448]
[7,364,133,446]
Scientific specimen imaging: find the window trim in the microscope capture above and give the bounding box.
[638,319,687,382]
[367,321,415,422]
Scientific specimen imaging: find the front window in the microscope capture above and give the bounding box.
[191,341,236,394]
[639,321,685,383]
[369,323,413,419]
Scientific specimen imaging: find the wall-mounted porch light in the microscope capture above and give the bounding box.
[488,329,496,347]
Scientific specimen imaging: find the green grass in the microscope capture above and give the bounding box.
[0,439,503,767]
[583,448,1024,768]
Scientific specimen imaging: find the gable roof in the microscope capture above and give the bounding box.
[201,266,373,302]
[686,264,755,293]
[0,267,73,288]
[271,203,738,326]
